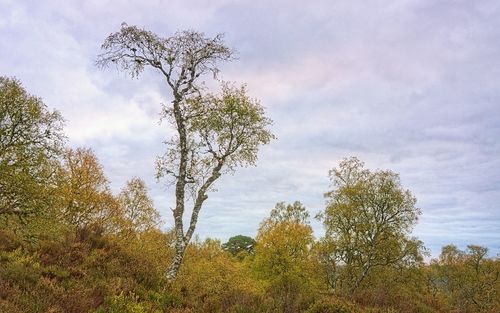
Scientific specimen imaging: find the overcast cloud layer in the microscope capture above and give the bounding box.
[1,0,499,257]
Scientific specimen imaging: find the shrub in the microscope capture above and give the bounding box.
[306,297,359,313]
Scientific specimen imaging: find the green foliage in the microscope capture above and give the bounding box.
[255,202,314,278]
[222,235,256,257]
[97,290,186,313]
[428,245,500,312]
[173,238,262,313]
[98,294,146,313]
[0,226,176,313]
[306,297,359,313]
[254,201,318,312]
[0,76,64,220]
[319,157,424,294]
[57,148,120,231]
[188,83,276,170]
[118,177,162,234]
[268,201,310,225]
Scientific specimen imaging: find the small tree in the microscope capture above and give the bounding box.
[433,244,499,312]
[222,235,256,257]
[254,201,315,312]
[58,148,119,232]
[118,177,162,233]
[255,202,314,277]
[0,77,64,220]
[97,24,274,280]
[319,157,424,294]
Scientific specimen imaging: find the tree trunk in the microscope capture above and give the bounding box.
[166,240,186,281]
[165,159,223,282]
[166,95,189,282]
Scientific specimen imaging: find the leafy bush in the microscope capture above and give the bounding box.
[306,297,358,313]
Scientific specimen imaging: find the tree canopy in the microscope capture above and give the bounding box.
[319,157,424,294]
[222,235,256,256]
[0,77,64,220]
[118,177,162,234]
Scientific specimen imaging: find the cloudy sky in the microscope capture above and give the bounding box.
[1,0,499,257]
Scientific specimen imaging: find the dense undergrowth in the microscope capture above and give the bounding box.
[1,220,498,312]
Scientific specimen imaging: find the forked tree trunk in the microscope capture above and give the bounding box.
[96,26,242,283]
[165,163,223,282]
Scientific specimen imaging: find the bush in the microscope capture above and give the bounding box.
[306,297,359,313]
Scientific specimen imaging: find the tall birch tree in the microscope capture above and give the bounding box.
[97,24,274,281]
